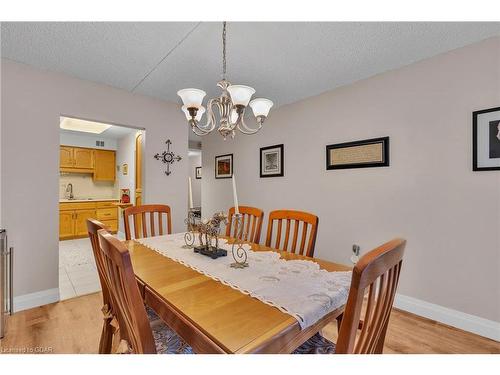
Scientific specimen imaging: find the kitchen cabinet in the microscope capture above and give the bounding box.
[73,148,93,169]
[59,146,94,173]
[60,146,74,169]
[94,150,116,182]
[101,219,118,232]
[59,146,116,180]
[75,209,98,237]
[59,200,118,240]
[59,211,75,240]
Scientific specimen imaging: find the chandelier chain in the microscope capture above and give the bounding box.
[222,21,227,79]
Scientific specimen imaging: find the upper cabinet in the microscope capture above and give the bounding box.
[73,147,93,169]
[60,146,74,168]
[60,145,115,180]
[94,149,116,181]
[60,146,94,172]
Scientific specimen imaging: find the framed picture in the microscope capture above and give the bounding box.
[260,144,284,177]
[195,166,201,179]
[473,107,500,171]
[326,137,389,170]
[215,154,233,179]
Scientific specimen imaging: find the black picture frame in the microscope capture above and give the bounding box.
[215,153,233,179]
[195,166,201,179]
[473,106,500,171]
[326,137,390,170]
[260,144,284,178]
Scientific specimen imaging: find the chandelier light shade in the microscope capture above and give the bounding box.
[177,22,273,140]
[177,88,206,108]
[226,85,256,106]
[249,98,274,117]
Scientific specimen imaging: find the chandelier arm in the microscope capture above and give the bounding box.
[236,115,263,135]
[191,125,211,136]
[194,98,218,133]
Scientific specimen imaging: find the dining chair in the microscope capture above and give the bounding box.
[123,204,172,240]
[294,238,406,354]
[97,228,193,354]
[226,206,264,244]
[265,210,319,257]
[88,219,184,354]
[86,219,115,354]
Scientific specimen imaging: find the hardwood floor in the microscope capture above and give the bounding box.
[0,292,498,354]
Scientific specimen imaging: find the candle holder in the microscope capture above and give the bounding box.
[230,213,249,268]
[182,209,199,249]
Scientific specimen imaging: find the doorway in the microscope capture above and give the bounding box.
[188,148,202,217]
[58,116,145,300]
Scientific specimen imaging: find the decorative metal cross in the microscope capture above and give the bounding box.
[154,139,182,176]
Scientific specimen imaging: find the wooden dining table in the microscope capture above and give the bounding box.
[125,237,351,354]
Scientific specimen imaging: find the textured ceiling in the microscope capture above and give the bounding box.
[2,22,500,142]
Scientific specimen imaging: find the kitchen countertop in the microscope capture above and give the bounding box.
[59,198,120,203]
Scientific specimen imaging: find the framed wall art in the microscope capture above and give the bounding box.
[473,106,500,171]
[260,144,284,177]
[215,153,233,179]
[195,166,202,179]
[326,137,389,170]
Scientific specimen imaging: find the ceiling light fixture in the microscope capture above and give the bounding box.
[177,22,273,140]
[60,117,112,134]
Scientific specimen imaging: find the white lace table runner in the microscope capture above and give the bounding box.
[136,233,351,329]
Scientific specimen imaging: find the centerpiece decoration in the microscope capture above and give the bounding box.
[192,212,229,259]
[183,174,250,267]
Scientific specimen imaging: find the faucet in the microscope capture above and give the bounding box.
[65,183,74,199]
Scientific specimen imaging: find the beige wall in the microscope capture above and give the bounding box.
[1,59,188,301]
[202,37,500,322]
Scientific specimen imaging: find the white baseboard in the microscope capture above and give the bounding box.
[394,293,500,342]
[13,288,60,313]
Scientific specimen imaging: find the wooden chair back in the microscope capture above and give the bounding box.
[97,229,156,354]
[265,210,319,257]
[87,219,112,304]
[226,206,264,244]
[336,238,406,354]
[123,204,172,240]
[86,219,114,353]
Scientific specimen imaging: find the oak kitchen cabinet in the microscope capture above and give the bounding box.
[93,149,116,182]
[59,201,118,240]
[59,146,94,172]
[59,145,116,181]
[59,210,75,240]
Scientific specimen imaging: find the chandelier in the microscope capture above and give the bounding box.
[177,22,273,140]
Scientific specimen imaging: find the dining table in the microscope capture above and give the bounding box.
[125,236,351,354]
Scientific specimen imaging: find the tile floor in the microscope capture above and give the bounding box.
[59,233,125,300]
[59,238,100,300]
